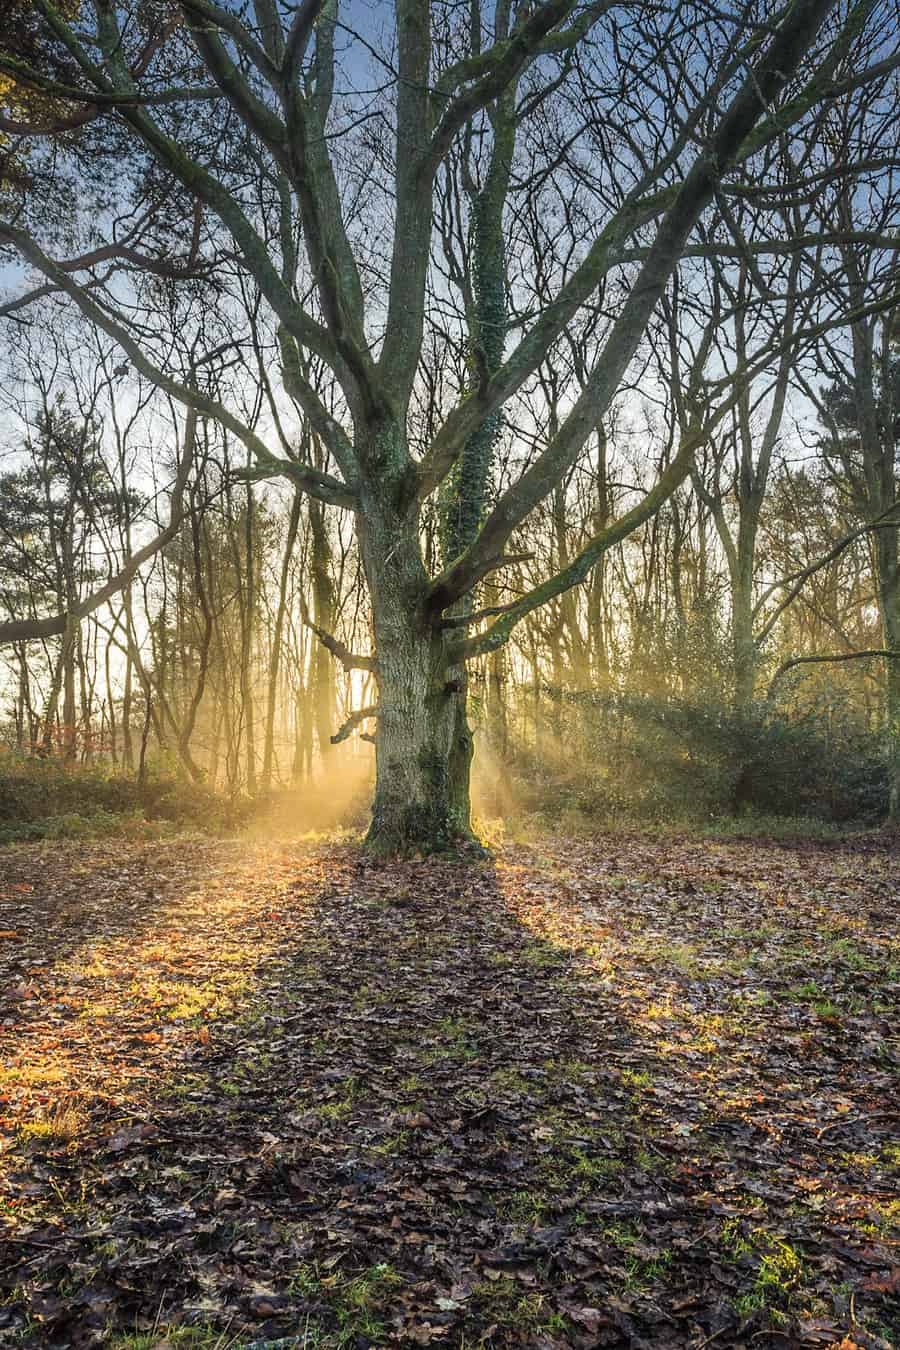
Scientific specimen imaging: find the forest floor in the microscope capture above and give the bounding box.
[0,830,897,1350]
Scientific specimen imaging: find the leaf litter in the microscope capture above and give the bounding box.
[0,830,897,1348]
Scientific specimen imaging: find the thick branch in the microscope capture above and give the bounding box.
[415,0,882,504]
[426,1,580,174]
[450,425,701,662]
[306,621,376,673]
[768,649,900,699]
[32,0,344,378]
[331,706,379,744]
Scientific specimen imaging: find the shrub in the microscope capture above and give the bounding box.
[0,753,248,843]
[498,690,888,825]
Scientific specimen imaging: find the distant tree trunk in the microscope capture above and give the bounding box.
[14,646,30,750]
[105,627,117,764]
[121,596,135,771]
[137,691,152,787]
[588,428,611,686]
[883,571,900,816]
[309,494,336,764]
[208,685,222,789]
[846,301,900,816]
[243,478,257,794]
[732,551,757,714]
[61,609,78,761]
[553,479,590,689]
[293,686,313,781]
[262,490,302,790]
[177,496,214,776]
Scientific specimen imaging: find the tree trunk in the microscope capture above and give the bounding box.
[875,530,900,817]
[262,490,302,790]
[309,496,337,764]
[61,612,78,761]
[243,481,257,794]
[446,667,475,836]
[360,475,470,855]
[367,614,462,854]
[121,594,135,770]
[732,560,756,713]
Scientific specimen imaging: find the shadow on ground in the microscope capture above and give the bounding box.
[0,833,898,1349]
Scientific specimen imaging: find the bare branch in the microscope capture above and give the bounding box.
[331,706,380,744]
[0,409,196,645]
[306,621,376,673]
[768,650,900,699]
[0,222,358,510]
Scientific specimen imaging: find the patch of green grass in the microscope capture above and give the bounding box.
[723,1227,805,1321]
[603,1220,641,1249]
[287,1262,324,1298]
[334,1263,402,1339]
[285,1261,403,1345]
[490,1066,533,1094]
[372,1130,409,1157]
[423,1017,479,1061]
[635,939,705,977]
[538,1141,624,1190]
[789,980,824,1001]
[500,1188,552,1226]
[624,1247,674,1290]
[731,988,772,1007]
[865,1198,900,1238]
[472,1274,569,1335]
[107,1329,238,1350]
[520,941,568,970]
[635,1146,667,1173]
[828,937,879,971]
[720,1216,754,1261]
[330,1262,403,1343]
[571,1148,623,1181]
[701,814,850,842]
[317,1080,358,1122]
[18,1102,86,1145]
[621,1068,652,1091]
[545,1057,594,1084]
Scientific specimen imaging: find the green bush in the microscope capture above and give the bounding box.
[501,690,888,825]
[0,753,249,843]
[0,755,140,823]
[0,809,151,846]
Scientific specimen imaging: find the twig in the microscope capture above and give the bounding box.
[816,1110,900,1140]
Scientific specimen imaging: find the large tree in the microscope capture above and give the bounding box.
[1,0,898,851]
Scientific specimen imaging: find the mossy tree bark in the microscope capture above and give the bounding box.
[358,423,467,854]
